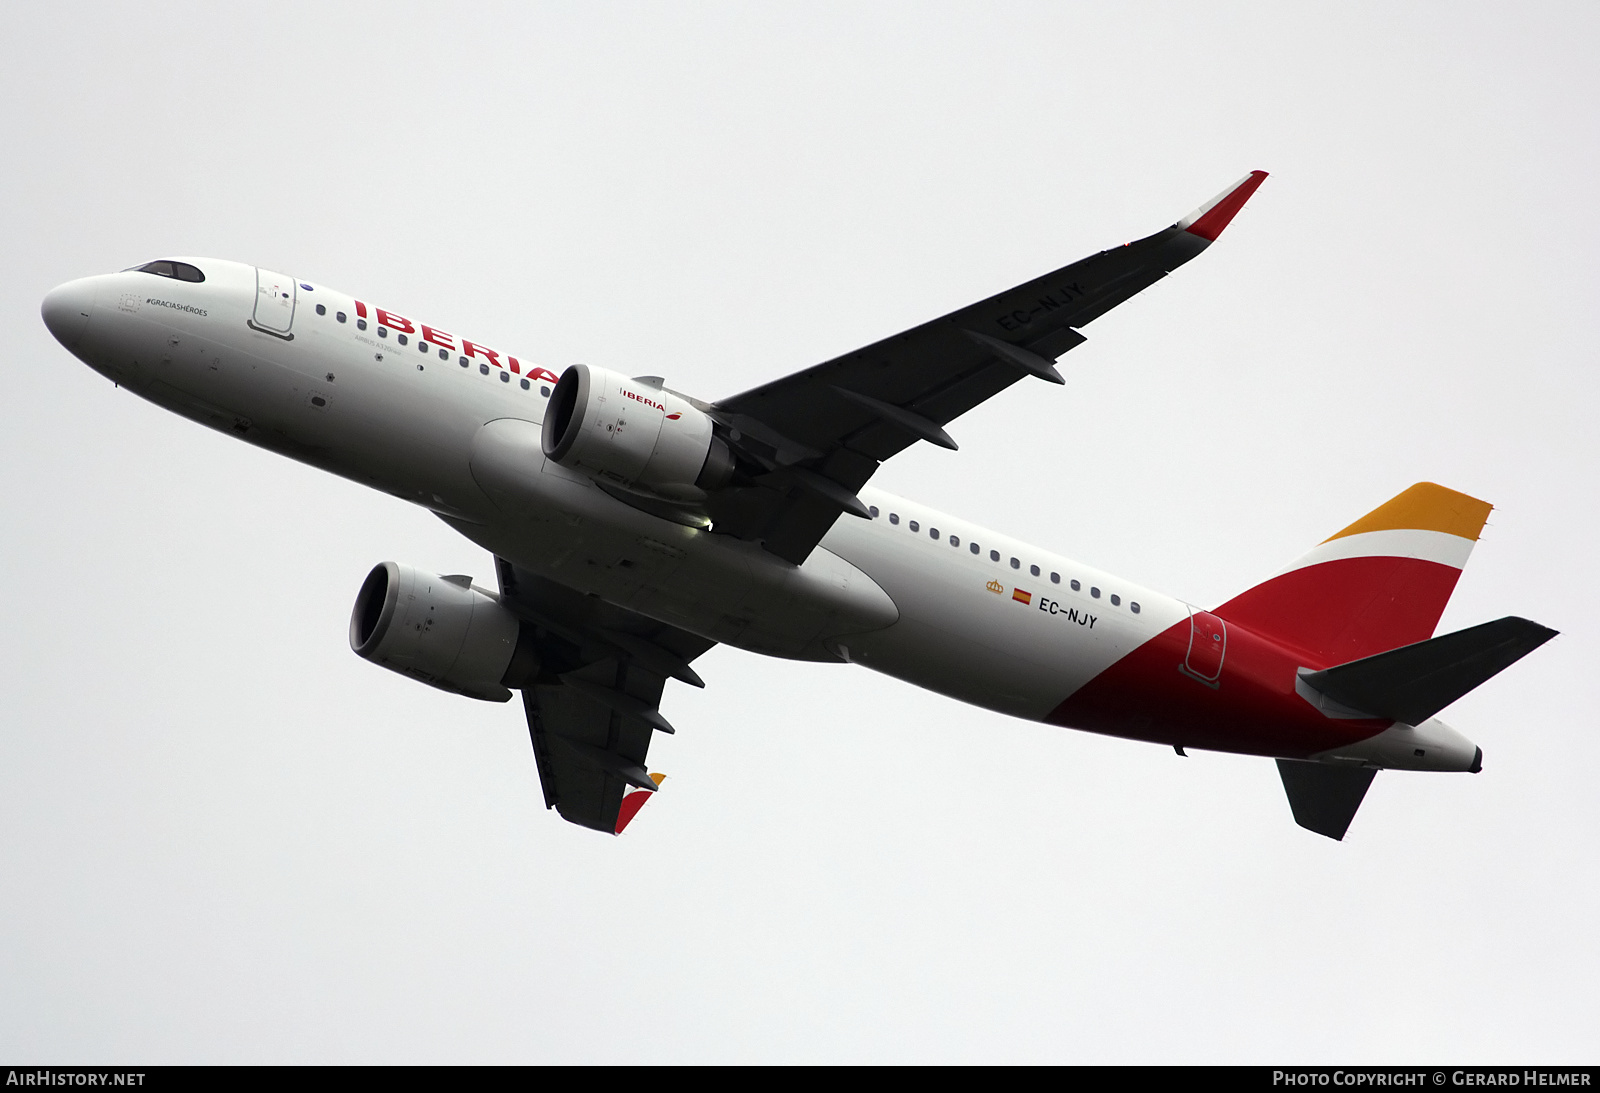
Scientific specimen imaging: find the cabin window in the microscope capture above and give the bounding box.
[929,527,939,539]
[1090,587,1101,599]
[418,341,429,352]
[356,319,367,331]
[459,356,469,368]
[439,348,448,360]
[540,386,551,397]
[377,326,387,338]
[480,363,490,375]
[949,535,959,547]
[970,542,980,555]
[869,506,879,518]
[889,513,899,525]
[1010,557,1020,569]
[1130,602,1141,614]
[1050,572,1060,584]
[336,311,347,323]
[909,520,919,532]
[1030,564,1040,577]
[315,303,326,316]
[500,371,510,382]
[1070,579,1081,591]
[397,334,408,346]
[520,378,530,390]
[1110,594,1121,606]
[990,550,1000,562]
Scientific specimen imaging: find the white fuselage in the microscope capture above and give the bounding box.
[50,258,1186,724]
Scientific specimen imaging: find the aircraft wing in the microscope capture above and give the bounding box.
[705,171,1268,564]
[495,557,715,834]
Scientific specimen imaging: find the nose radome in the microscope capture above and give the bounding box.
[42,278,98,350]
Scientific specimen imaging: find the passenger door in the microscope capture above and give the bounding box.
[250,268,297,337]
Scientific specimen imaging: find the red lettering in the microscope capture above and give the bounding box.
[354,300,367,319]
[375,309,415,334]
[461,340,501,368]
[421,325,456,350]
[528,367,561,385]
[506,356,523,375]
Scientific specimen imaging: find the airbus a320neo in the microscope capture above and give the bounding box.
[42,172,1556,840]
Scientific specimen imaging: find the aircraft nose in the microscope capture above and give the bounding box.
[41,278,98,350]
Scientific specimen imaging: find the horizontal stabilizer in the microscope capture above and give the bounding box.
[1276,760,1376,841]
[1300,616,1558,726]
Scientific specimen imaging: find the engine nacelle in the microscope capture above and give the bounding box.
[349,562,524,702]
[542,364,733,499]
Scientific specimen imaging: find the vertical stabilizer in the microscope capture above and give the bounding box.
[1217,483,1492,665]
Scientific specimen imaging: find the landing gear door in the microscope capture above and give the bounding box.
[250,268,297,338]
[1181,606,1227,687]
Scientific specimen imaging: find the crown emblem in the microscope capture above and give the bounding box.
[986,579,1004,594]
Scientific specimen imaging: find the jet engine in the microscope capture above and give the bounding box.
[349,562,529,702]
[542,364,733,500]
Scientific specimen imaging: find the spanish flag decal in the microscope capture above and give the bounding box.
[1013,588,1032,605]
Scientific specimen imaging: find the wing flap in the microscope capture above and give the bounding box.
[497,558,715,833]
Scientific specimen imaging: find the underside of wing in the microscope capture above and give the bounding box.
[704,171,1268,564]
[522,664,664,833]
[496,558,715,833]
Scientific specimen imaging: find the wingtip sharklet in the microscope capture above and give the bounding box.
[613,773,666,835]
[1177,169,1269,242]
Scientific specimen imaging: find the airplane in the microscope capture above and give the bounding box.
[40,171,1557,841]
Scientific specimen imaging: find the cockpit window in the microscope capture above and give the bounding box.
[133,260,205,283]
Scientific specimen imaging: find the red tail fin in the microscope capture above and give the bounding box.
[1216,483,1493,666]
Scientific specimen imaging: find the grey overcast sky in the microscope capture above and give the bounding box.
[2,1,1596,1063]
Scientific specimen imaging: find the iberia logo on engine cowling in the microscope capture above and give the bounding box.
[621,388,665,412]
[1013,588,1032,605]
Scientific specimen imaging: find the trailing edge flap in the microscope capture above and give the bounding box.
[497,557,716,834]
[1276,760,1376,841]
[1298,617,1558,726]
[523,679,660,834]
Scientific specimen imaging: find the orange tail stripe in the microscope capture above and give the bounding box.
[1324,482,1492,543]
